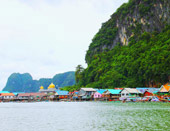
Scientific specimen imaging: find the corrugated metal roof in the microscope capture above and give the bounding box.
[123,88,141,94]
[153,91,159,94]
[12,92,25,96]
[136,88,149,93]
[69,91,78,94]
[96,89,106,94]
[13,92,25,94]
[81,88,96,92]
[55,90,69,95]
[108,89,121,94]
[1,93,15,96]
[147,88,159,93]
[160,83,170,92]
[18,93,31,97]
[136,88,159,94]
[13,93,18,96]
[18,93,46,97]
[114,88,123,90]
[0,91,10,93]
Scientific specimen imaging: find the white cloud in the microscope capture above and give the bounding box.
[0,0,128,90]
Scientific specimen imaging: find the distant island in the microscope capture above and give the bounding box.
[3,71,75,92]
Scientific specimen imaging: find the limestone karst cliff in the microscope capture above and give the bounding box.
[76,0,170,88]
[86,0,170,64]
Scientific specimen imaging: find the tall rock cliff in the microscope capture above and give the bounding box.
[86,0,170,64]
[78,0,170,88]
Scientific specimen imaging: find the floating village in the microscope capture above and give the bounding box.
[0,82,170,102]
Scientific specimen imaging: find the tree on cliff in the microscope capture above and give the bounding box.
[75,65,84,84]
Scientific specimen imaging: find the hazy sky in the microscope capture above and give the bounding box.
[0,0,128,90]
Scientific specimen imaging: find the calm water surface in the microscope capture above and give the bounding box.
[0,102,170,131]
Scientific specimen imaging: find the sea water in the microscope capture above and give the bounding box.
[0,102,169,131]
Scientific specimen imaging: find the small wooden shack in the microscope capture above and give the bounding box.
[0,93,15,101]
[136,88,159,97]
[18,93,46,101]
[55,90,69,99]
[94,89,106,99]
[103,89,121,100]
[78,88,96,100]
[120,88,141,98]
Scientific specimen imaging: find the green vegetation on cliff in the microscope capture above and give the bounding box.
[86,0,169,63]
[79,27,170,88]
[62,0,170,91]
[3,71,75,92]
[76,0,170,89]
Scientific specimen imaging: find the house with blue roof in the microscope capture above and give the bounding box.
[96,89,106,94]
[55,90,69,99]
[94,89,106,99]
[103,89,121,100]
